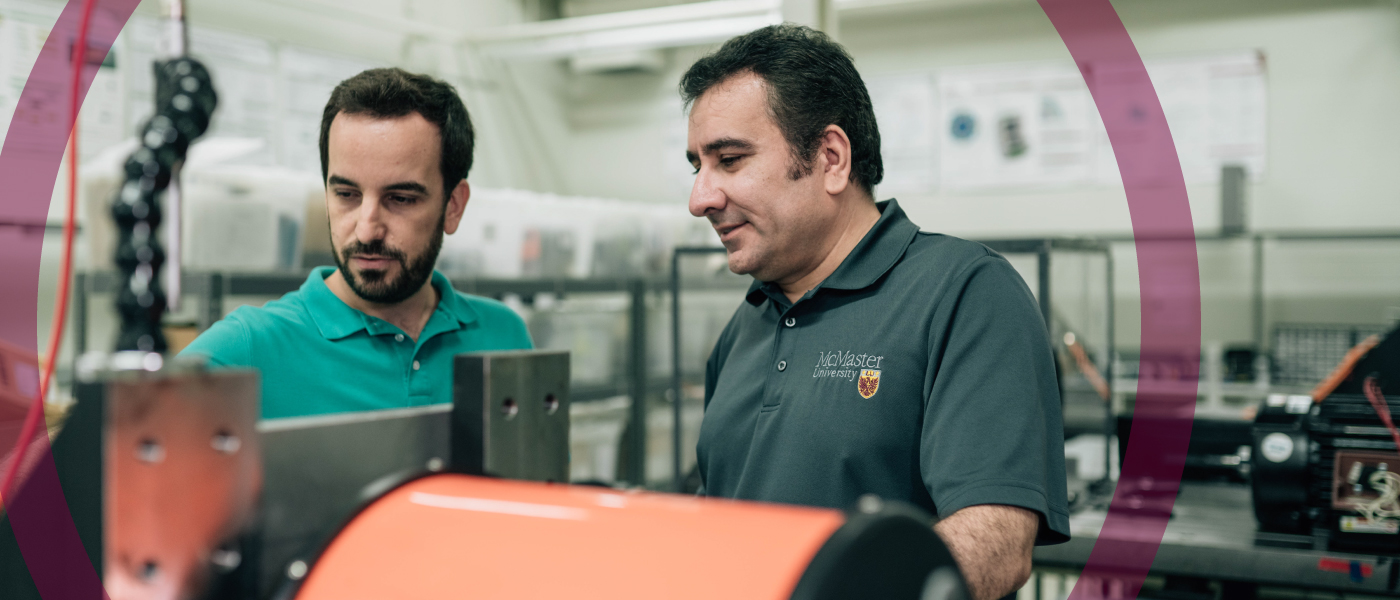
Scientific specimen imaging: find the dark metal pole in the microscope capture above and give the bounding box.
[670,252,683,492]
[628,279,648,487]
[1252,235,1265,353]
[1103,247,1115,485]
[667,246,730,493]
[1037,241,1052,332]
[196,272,223,332]
[1038,242,1061,428]
[73,273,87,356]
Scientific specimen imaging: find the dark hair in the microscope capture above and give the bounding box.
[679,24,882,194]
[319,68,474,197]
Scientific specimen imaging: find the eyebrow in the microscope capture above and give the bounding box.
[327,175,429,196]
[686,137,755,165]
[384,181,430,195]
[327,175,358,188]
[704,137,754,155]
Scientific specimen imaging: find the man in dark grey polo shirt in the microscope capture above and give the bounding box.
[681,25,1069,600]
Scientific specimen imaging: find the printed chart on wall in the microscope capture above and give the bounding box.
[867,73,940,195]
[937,64,1094,191]
[932,51,1267,192]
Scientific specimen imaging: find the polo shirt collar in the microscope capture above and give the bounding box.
[303,267,479,340]
[746,199,920,306]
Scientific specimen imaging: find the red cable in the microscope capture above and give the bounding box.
[0,0,96,506]
[1364,376,1400,456]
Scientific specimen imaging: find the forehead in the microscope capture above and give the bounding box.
[327,112,441,181]
[687,72,781,145]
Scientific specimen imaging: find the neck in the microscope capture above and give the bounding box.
[325,269,439,341]
[776,197,882,303]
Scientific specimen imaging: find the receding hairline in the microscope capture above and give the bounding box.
[686,71,786,142]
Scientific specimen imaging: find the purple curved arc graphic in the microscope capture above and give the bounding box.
[0,0,139,598]
[1036,0,1202,598]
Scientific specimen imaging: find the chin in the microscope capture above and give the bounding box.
[354,265,396,282]
[725,253,761,277]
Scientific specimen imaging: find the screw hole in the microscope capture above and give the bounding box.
[136,439,164,464]
[501,398,518,419]
[211,548,241,571]
[140,560,159,581]
[544,394,559,415]
[211,430,241,454]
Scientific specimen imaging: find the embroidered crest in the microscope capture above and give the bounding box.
[858,369,881,399]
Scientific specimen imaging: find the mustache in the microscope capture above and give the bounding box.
[707,214,746,230]
[340,240,407,266]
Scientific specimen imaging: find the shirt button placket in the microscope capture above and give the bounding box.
[775,312,795,374]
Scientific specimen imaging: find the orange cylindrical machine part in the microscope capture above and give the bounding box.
[295,474,846,600]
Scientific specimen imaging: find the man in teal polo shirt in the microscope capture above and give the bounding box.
[181,68,531,419]
[682,26,1068,600]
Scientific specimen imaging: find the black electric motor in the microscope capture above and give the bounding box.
[1252,323,1400,553]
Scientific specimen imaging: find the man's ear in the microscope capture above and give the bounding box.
[818,124,854,197]
[443,180,470,235]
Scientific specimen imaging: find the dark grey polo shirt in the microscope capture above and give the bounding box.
[697,199,1070,544]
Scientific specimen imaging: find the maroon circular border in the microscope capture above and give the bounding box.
[1037,0,1202,598]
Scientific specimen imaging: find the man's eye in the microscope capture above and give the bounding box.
[388,195,417,205]
[720,156,741,167]
[334,190,356,199]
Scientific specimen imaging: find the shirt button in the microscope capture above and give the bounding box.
[395,334,405,342]
[784,317,796,328]
[777,360,787,372]
[412,360,421,371]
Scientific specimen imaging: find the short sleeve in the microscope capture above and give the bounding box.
[177,313,252,368]
[920,254,1071,545]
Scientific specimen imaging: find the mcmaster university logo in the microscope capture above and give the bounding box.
[858,369,881,399]
[813,350,884,399]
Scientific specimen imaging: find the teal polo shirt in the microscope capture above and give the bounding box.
[697,200,1070,544]
[179,267,533,419]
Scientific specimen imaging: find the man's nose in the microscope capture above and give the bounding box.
[689,168,726,217]
[354,197,387,243]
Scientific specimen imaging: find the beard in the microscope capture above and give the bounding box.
[331,213,445,305]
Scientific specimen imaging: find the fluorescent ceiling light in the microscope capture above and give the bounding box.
[470,0,782,60]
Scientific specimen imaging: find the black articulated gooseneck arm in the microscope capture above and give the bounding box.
[111,57,217,353]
